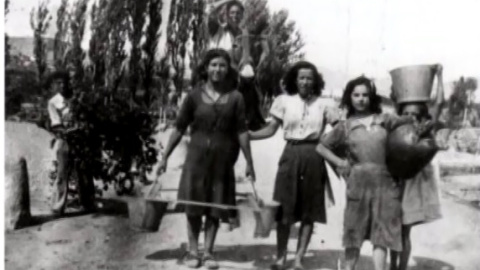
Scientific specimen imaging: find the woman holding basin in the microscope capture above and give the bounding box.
[157,48,255,269]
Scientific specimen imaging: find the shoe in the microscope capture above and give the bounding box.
[81,206,97,214]
[50,209,64,217]
[270,264,286,270]
[271,256,287,270]
[202,254,219,270]
[293,260,305,270]
[182,252,201,269]
[82,203,98,214]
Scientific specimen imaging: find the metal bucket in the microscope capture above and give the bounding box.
[128,199,168,232]
[253,201,280,238]
[390,64,436,103]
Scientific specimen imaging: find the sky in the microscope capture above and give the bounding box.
[267,0,480,77]
[267,0,480,98]
[5,0,480,98]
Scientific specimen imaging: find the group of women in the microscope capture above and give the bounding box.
[157,48,444,270]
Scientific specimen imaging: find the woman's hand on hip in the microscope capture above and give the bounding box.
[336,160,351,179]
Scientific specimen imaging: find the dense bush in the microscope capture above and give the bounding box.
[6,0,306,188]
[63,90,159,183]
[25,0,163,188]
[5,68,42,117]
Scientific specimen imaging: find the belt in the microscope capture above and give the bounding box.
[286,140,318,145]
[352,162,387,168]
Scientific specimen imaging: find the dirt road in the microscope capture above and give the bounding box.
[5,123,480,270]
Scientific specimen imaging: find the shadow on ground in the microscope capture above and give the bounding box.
[146,246,455,270]
[27,197,133,228]
[408,256,455,270]
[95,197,130,216]
[304,250,455,270]
[29,211,88,227]
[146,244,276,269]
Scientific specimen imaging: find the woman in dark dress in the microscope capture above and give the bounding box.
[250,61,339,270]
[157,49,255,269]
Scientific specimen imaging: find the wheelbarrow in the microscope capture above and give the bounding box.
[236,178,280,238]
[127,178,241,232]
[248,181,280,238]
[128,198,169,232]
[128,180,168,232]
[128,177,279,237]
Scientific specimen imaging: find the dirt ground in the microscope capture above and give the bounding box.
[4,122,480,270]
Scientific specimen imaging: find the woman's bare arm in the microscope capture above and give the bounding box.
[238,131,255,179]
[162,128,184,160]
[206,0,231,37]
[316,143,347,168]
[431,64,445,123]
[249,118,281,140]
[256,36,270,70]
[209,0,231,11]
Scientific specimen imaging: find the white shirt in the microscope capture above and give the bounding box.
[270,94,340,140]
[178,92,188,108]
[47,93,71,127]
[208,26,235,51]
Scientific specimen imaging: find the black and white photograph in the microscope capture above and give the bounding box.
[2,0,480,269]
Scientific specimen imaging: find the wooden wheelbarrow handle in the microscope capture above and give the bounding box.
[147,177,260,211]
[147,198,240,210]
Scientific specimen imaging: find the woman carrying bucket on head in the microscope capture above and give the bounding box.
[249,61,339,270]
[389,64,445,270]
[157,48,255,270]
[316,76,414,270]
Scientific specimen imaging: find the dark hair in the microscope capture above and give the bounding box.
[283,61,325,96]
[397,102,431,121]
[226,0,245,14]
[194,48,238,90]
[341,76,382,117]
[45,71,72,98]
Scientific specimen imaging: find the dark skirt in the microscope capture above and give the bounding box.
[177,131,238,221]
[274,141,329,224]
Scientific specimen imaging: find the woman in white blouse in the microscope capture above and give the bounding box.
[250,61,339,270]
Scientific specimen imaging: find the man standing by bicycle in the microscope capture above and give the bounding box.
[47,71,96,216]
